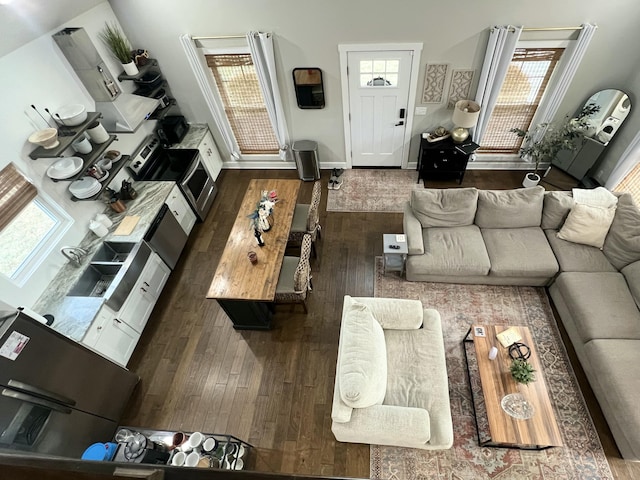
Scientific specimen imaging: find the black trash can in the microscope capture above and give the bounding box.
[292,140,320,181]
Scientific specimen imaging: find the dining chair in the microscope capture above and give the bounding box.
[288,180,321,258]
[275,234,313,313]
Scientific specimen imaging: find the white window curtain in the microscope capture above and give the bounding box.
[246,31,291,161]
[605,131,640,189]
[528,23,597,129]
[473,25,523,144]
[179,34,241,161]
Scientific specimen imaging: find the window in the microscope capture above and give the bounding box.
[613,160,640,206]
[480,47,564,154]
[0,163,69,283]
[205,53,279,155]
[359,59,399,87]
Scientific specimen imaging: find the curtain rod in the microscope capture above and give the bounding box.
[191,35,245,40]
[523,26,590,32]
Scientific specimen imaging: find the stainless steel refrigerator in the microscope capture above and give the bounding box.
[0,308,139,458]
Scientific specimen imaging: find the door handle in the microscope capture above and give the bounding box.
[2,388,72,414]
[395,121,404,126]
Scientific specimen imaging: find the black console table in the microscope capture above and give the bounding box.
[417,136,476,185]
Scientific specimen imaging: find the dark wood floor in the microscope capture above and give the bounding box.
[121,168,640,480]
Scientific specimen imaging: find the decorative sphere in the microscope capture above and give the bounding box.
[451,127,469,143]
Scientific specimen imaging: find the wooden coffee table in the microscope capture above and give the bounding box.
[463,325,563,449]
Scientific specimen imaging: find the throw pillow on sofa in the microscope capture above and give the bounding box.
[475,186,544,228]
[541,191,574,230]
[410,188,478,227]
[603,193,640,269]
[557,203,616,249]
[338,299,387,409]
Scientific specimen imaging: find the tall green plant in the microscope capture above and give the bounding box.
[511,104,600,173]
[99,22,133,64]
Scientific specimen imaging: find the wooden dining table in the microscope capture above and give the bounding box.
[207,179,301,329]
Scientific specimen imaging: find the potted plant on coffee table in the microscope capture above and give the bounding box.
[99,22,137,76]
[511,104,600,187]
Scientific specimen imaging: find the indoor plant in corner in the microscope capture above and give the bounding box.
[99,22,137,76]
[511,104,600,187]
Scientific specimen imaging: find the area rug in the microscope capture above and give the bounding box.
[370,258,613,480]
[326,169,419,212]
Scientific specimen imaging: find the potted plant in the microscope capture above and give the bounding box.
[511,104,600,187]
[510,359,536,385]
[99,22,137,75]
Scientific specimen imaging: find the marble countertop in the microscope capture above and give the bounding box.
[172,123,208,150]
[34,180,176,342]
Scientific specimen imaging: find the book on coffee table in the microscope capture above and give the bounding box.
[496,327,522,347]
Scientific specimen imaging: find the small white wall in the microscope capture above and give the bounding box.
[0,2,152,309]
[108,0,640,172]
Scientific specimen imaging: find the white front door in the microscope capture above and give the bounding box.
[347,50,413,167]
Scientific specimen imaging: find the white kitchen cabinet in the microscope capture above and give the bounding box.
[198,130,223,180]
[119,252,170,334]
[166,184,196,234]
[82,252,170,367]
[83,307,140,368]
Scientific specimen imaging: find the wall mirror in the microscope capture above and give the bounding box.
[576,89,631,145]
[553,89,631,180]
[292,68,325,109]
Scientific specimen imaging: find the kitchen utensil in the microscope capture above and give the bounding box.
[115,428,134,443]
[113,216,140,236]
[46,156,83,180]
[186,432,204,449]
[55,104,87,126]
[69,176,100,199]
[201,437,218,453]
[96,157,112,171]
[72,136,92,154]
[30,104,53,128]
[171,432,188,449]
[197,456,211,468]
[185,451,200,467]
[94,213,113,228]
[120,180,137,200]
[109,199,127,213]
[89,220,109,237]
[43,107,73,136]
[86,120,110,143]
[81,442,118,461]
[104,150,122,162]
[171,451,186,466]
[28,128,59,149]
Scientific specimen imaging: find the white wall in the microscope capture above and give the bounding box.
[108,0,640,171]
[0,2,152,308]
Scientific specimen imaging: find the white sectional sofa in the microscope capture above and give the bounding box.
[402,186,640,460]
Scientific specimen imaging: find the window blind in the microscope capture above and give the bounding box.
[613,160,640,206]
[0,163,37,231]
[480,48,564,154]
[206,54,279,155]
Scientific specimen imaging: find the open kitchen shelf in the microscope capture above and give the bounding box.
[50,135,117,182]
[70,155,130,202]
[29,112,103,160]
[117,59,159,81]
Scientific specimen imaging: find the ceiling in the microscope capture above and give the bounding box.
[0,0,105,58]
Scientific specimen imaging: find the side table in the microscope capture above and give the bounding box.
[383,234,408,276]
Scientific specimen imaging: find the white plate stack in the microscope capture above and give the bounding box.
[69,176,101,199]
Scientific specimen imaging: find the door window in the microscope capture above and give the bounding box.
[359,59,400,87]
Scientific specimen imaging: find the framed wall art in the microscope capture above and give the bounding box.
[422,64,449,104]
[447,69,475,108]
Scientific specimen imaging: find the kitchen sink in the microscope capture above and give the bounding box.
[90,241,136,263]
[65,240,152,310]
[67,264,122,297]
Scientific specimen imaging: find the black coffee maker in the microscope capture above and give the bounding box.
[113,433,169,464]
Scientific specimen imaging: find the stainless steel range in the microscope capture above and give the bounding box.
[129,135,216,221]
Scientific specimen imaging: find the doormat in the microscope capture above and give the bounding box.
[370,258,613,480]
[326,169,420,213]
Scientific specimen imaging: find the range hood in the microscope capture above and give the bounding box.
[96,94,159,133]
[53,27,158,133]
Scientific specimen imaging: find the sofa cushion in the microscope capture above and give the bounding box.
[410,188,478,228]
[545,230,617,273]
[409,225,490,276]
[475,186,544,228]
[481,227,558,277]
[338,300,387,409]
[557,203,616,249]
[622,261,640,310]
[583,339,640,460]
[553,272,640,342]
[541,191,573,230]
[603,193,640,269]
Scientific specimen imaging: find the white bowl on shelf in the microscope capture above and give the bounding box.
[55,104,87,126]
[28,128,59,149]
[47,156,83,180]
[69,176,100,199]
